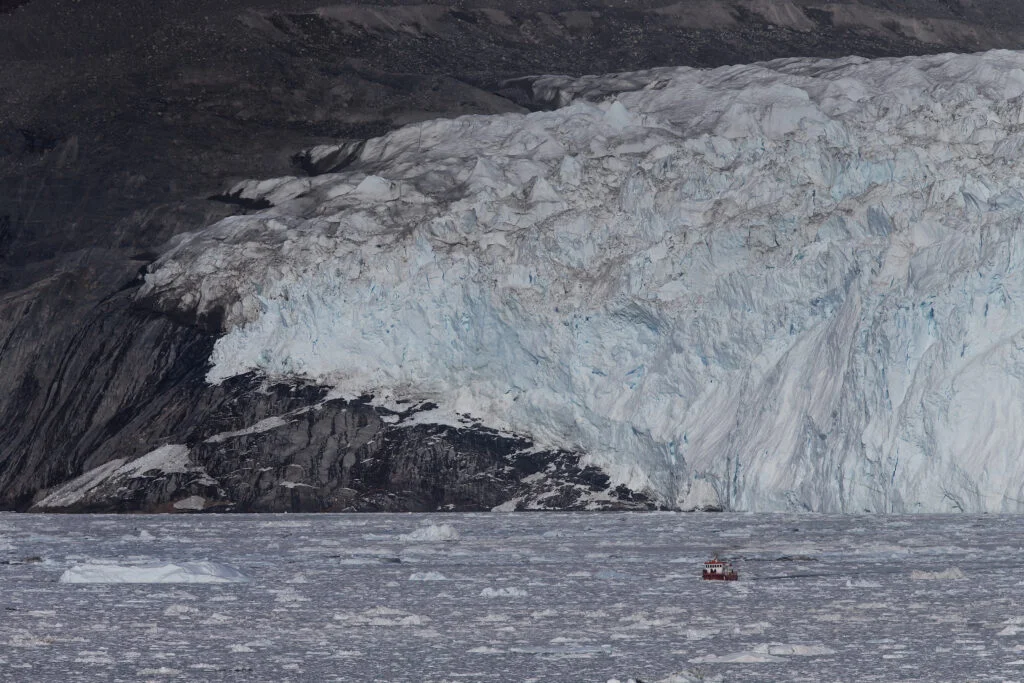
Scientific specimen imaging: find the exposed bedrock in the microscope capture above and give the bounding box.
[28,382,657,513]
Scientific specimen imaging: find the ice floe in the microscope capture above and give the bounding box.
[399,524,460,542]
[59,561,250,584]
[910,567,966,580]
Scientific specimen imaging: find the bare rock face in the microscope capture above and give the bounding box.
[30,386,657,513]
[5,0,1024,512]
[0,277,215,509]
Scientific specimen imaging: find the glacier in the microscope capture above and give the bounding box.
[139,50,1024,513]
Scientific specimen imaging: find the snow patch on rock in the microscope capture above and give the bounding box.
[115,444,192,476]
[35,445,218,510]
[173,496,207,511]
[35,459,127,510]
[203,416,290,444]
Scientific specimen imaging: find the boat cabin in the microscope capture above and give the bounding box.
[702,556,738,581]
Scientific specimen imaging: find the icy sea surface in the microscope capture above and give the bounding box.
[2,512,1024,682]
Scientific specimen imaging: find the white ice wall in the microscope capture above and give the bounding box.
[140,51,1024,512]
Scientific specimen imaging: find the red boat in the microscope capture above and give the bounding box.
[702,556,738,581]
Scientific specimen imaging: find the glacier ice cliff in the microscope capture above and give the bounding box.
[140,50,1024,513]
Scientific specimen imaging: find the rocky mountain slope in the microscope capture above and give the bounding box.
[4,0,1024,512]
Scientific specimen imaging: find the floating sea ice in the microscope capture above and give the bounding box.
[508,643,610,656]
[258,520,310,529]
[408,571,448,581]
[751,643,836,656]
[621,612,673,630]
[689,651,784,663]
[201,613,232,626]
[74,651,115,665]
[136,668,180,676]
[59,561,250,584]
[731,621,772,635]
[7,630,57,647]
[333,607,429,627]
[480,587,528,598]
[997,618,1024,636]
[163,604,199,617]
[476,613,510,623]
[269,587,310,603]
[654,673,724,683]
[684,627,719,641]
[595,568,630,580]
[399,524,460,542]
[910,567,966,580]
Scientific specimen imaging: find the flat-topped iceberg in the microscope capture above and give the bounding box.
[60,561,250,584]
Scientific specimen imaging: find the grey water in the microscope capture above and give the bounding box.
[1,512,1022,682]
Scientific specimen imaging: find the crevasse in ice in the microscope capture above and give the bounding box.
[140,51,1024,512]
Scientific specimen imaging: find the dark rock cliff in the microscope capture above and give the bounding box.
[3,0,1024,512]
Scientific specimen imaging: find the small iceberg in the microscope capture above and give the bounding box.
[910,567,965,581]
[59,561,250,584]
[399,524,460,542]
